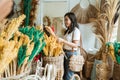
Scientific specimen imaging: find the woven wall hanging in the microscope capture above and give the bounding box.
[71,0,99,24]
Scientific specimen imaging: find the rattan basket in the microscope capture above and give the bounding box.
[84,61,94,78]
[69,55,84,72]
[113,63,120,80]
[96,63,111,80]
[69,46,87,72]
[43,54,64,80]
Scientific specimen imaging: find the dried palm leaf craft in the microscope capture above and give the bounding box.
[71,0,99,24]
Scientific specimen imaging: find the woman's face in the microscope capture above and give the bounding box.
[64,16,71,28]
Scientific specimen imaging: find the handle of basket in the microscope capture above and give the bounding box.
[35,60,43,76]
[37,58,43,68]
[70,74,81,80]
[78,46,87,60]
[51,65,57,80]
[72,31,87,60]
[43,64,49,77]
[62,50,68,59]
[79,34,88,60]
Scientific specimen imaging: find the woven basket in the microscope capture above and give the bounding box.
[113,63,120,80]
[30,61,37,74]
[55,69,64,80]
[84,61,94,78]
[96,63,111,80]
[69,46,87,72]
[43,54,64,80]
[69,55,84,72]
[87,53,96,62]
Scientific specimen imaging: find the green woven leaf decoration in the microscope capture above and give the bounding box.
[18,45,27,67]
[23,0,32,26]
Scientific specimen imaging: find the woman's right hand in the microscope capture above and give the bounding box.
[45,26,55,36]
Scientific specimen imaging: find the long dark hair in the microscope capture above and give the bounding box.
[64,12,79,35]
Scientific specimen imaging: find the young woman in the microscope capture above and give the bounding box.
[46,12,80,80]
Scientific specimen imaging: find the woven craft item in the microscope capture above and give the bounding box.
[84,61,94,78]
[96,62,111,80]
[43,54,64,80]
[71,0,98,24]
[69,55,84,72]
[113,63,120,80]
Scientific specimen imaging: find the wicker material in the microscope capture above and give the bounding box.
[55,69,64,80]
[69,55,84,72]
[96,63,111,80]
[84,61,94,78]
[87,53,96,62]
[69,45,87,72]
[113,63,120,80]
[30,61,37,74]
[70,74,81,80]
[43,54,64,80]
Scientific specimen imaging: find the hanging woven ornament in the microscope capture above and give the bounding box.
[71,0,99,24]
[29,0,39,26]
[20,0,39,26]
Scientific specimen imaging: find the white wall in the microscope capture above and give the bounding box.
[117,17,120,41]
[43,2,68,17]
[38,0,98,24]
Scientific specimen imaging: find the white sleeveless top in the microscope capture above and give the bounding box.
[63,27,80,50]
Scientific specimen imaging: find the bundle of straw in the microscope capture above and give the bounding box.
[43,34,63,57]
[0,15,25,74]
[90,0,120,61]
[101,0,120,41]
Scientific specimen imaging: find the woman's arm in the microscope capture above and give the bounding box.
[45,26,79,48]
[45,26,57,38]
[62,39,79,48]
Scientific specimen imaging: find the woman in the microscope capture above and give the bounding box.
[46,12,80,80]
